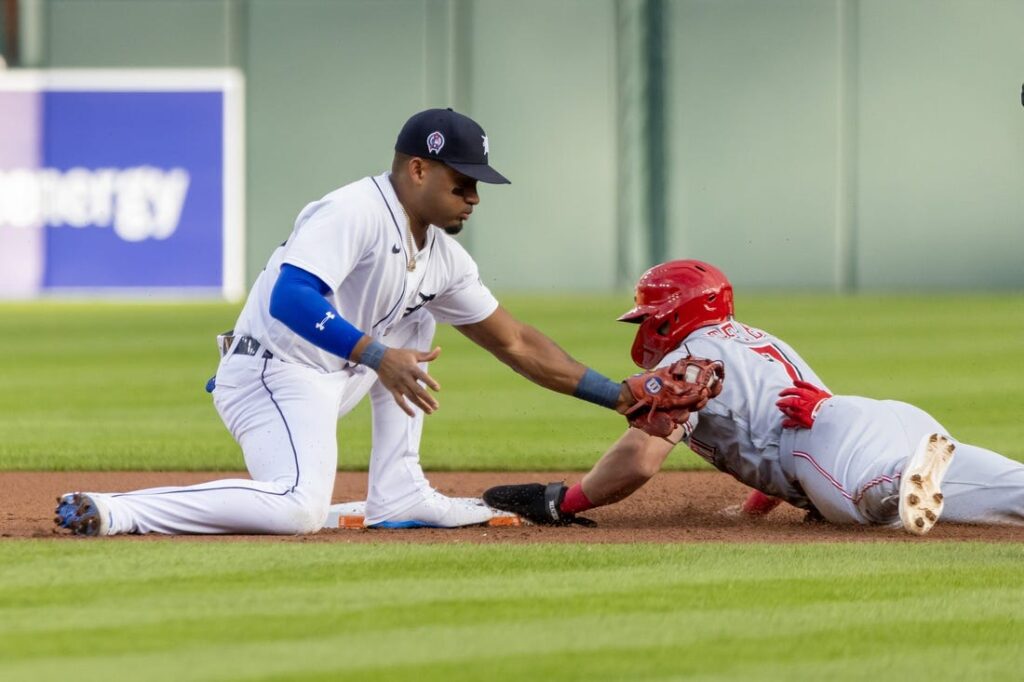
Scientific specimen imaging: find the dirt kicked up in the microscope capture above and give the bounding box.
[6,471,1024,543]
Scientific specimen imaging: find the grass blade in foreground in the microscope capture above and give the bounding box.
[1,541,1022,681]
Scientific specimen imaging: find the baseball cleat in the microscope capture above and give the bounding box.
[54,493,110,536]
[483,482,596,526]
[366,491,496,529]
[898,433,956,536]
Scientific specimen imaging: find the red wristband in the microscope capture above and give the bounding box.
[560,483,595,515]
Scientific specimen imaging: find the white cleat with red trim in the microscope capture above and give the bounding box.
[898,433,956,536]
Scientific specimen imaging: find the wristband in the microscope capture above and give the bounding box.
[359,340,388,370]
[573,368,622,409]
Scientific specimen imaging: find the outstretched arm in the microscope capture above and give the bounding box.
[456,305,633,412]
[482,424,683,525]
[580,427,679,505]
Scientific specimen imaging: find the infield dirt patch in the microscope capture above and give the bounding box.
[6,471,1024,543]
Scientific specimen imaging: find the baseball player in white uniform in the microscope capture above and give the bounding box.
[485,260,1024,535]
[55,108,640,535]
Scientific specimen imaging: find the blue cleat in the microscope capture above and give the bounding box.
[54,493,110,536]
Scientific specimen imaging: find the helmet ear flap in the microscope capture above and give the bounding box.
[629,317,654,368]
[631,311,675,369]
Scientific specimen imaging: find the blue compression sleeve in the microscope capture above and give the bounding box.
[269,264,369,361]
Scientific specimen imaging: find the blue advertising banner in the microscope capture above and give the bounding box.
[0,70,245,299]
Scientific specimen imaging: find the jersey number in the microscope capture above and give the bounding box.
[750,344,801,382]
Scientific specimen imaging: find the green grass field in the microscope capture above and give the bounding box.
[2,542,1023,680]
[2,295,1023,680]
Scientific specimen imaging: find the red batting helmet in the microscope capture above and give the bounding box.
[618,260,734,369]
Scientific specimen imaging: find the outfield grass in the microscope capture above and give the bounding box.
[0,294,1022,470]
[1,541,1022,681]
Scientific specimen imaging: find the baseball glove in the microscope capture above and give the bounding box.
[482,482,596,527]
[623,356,725,438]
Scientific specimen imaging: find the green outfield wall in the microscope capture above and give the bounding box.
[16,0,1024,292]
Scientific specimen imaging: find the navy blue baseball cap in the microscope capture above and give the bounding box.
[395,108,510,184]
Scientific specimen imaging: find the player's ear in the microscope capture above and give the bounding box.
[407,156,428,185]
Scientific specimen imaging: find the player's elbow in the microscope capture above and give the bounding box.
[269,271,306,324]
[269,293,286,325]
[270,265,331,326]
[268,273,291,324]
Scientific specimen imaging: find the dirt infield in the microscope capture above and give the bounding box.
[6,471,1024,543]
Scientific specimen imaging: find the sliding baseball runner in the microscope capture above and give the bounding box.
[486,260,1024,534]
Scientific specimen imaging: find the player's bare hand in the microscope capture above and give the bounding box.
[376,346,442,416]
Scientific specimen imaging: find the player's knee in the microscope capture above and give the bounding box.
[299,498,330,534]
[282,494,330,535]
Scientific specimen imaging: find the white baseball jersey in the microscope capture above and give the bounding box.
[232,171,498,371]
[663,319,1024,526]
[84,171,504,534]
[661,319,828,505]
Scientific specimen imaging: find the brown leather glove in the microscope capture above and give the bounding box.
[623,356,725,438]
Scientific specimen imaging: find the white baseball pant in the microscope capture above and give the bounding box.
[93,310,437,534]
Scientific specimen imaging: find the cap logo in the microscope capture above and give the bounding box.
[426,131,445,154]
[482,134,489,157]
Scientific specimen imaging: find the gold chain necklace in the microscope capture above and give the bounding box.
[400,205,417,272]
